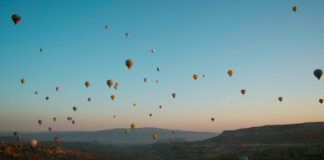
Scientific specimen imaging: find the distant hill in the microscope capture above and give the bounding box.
[203,122,324,145]
[0,128,218,144]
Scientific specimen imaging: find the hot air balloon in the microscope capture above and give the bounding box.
[314,69,323,80]
[131,123,136,129]
[72,120,75,125]
[40,48,43,53]
[107,80,114,88]
[21,78,26,84]
[88,98,91,102]
[45,96,50,101]
[211,117,215,122]
[114,82,119,90]
[30,139,37,148]
[111,95,115,101]
[149,113,152,117]
[54,137,59,142]
[228,70,234,77]
[125,129,130,134]
[35,91,39,95]
[159,105,162,109]
[133,103,136,107]
[13,131,18,136]
[144,78,148,83]
[156,80,159,83]
[17,136,22,141]
[193,74,198,80]
[172,93,176,99]
[241,89,246,95]
[157,67,160,72]
[67,117,72,121]
[151,49,155,53]
[73,106,77,111]
[292,6,298,12]
[53,117,56,122]
[105,25,109,29]
[113,115,116,119]
[152,133,158,140]
[165,140,170,146]
[38,120,42,125]
[278,97,283,102]
[12,14,21,25]
[48,127,52,132]
[56,87,59,92]
[319,99,323,104]
[125,59,134,70]
[202,74,206,78]
[125,33,130,38]
[85,81,91,88]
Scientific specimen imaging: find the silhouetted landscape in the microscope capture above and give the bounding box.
[2,122,324,160]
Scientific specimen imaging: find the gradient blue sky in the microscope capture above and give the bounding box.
[1,0,324,133]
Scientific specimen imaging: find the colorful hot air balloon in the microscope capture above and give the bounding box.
[193,74,198,80]
[45,96,50,101]
[314,69,323,80]
[73,106,77,111]
[35,91,39,95]
[157,67,161,72]
[241,89,246,95]
[85,81,91,88]
[54,137,59,142]
[131,123,136,129]
[292,6,298,12]
[111,95,115,100]
[159,105,162,109]
[165,140,170,146]
[72,120,76,125]
[48,127,52,132]
[278,97,283,102]
[12,14,21,25]
[38,120,42,125]
[40,48,43,53]
[88,98,91,102]
[172,93,176,99]
[53,117,56,122]
[151,49,155,53]
[125,129,130,134]
[56,87,59,92]
[21,78,26,84]
[125,33,130,38]
[133,103,136,107]
[107,80,114,88]
[125,59,134,70]
[30,139,37,148]
[228,70,234,77]
[67,117,72,121]
[114,82,119,90]
[319,99,323,104]
[149,113,152,117]
[156,80,159,83]
[144,78,148,83]
[152,133,158,140]
[105,25,109,29]
[211,117,215,122]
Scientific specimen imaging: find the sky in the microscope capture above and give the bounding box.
[0,0,324,133]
